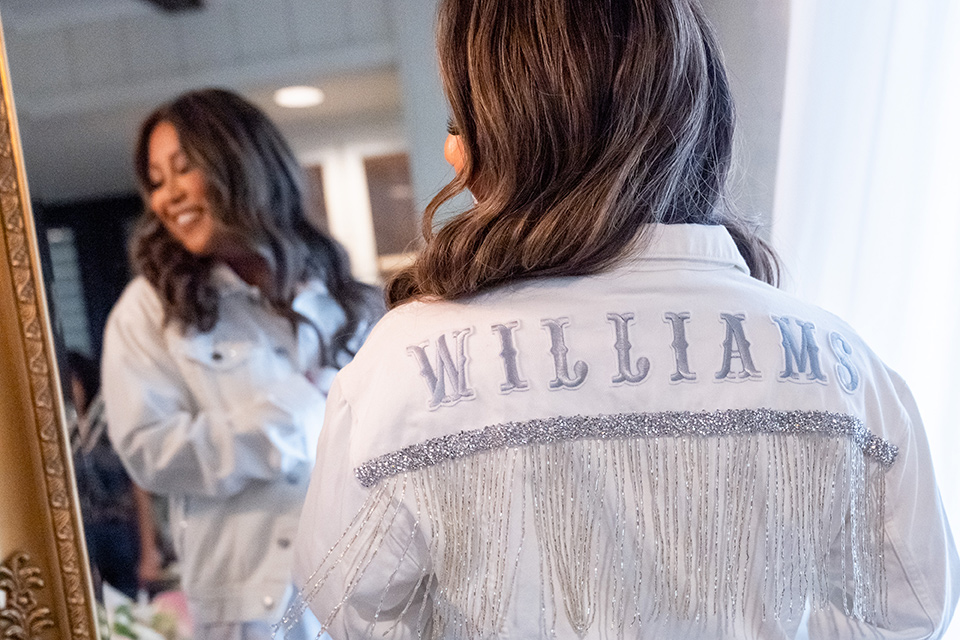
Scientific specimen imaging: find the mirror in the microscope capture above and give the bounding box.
[0,0,454,637]
[0,1,787,637]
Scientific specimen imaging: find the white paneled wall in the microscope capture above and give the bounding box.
[316,147,381,284]
[300,137,409,284]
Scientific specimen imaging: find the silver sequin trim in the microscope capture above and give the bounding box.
[354,409,898,487]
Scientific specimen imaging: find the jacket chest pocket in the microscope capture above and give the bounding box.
[180,334,293,409]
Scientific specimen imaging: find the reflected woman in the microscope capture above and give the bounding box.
[102,88,382,640]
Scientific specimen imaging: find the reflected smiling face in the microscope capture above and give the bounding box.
[146,121,220,256]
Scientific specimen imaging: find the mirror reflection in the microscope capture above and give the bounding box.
[97,88,385,639]
[7,0,958,638]
[2,0,448,637]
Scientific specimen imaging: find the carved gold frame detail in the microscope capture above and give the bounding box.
[0,16,99,640]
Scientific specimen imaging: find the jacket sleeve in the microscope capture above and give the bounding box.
[292,378,431,640]
[807,370,960,639]
[102,282,325,499]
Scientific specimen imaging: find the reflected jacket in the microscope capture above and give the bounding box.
[103,265,349,625]
[292,224,959,640]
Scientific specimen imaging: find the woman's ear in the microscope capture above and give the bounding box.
[444,134,466,173]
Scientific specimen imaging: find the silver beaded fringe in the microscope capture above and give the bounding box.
[284,409,894,639]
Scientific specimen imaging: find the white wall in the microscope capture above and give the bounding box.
[702,0,790,231]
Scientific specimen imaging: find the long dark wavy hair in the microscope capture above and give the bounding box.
[388,0,778,307]
[132,88,383,363]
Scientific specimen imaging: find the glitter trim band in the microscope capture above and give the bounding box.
[355,409,897,487]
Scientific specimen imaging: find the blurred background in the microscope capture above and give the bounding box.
[0,0,789,358]
[0,0,957,636]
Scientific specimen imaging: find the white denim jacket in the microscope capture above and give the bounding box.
[292,224,959,640]
[103,265,347,625]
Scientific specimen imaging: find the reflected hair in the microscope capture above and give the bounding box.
[132,88,383,362]
[388,0,778,307]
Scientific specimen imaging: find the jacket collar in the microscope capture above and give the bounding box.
[209,263,330,302]
[619,224,750,274]
[210,263,262,300]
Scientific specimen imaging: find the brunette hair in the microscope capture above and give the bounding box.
[132,88,382,362]
[388,0,778,307]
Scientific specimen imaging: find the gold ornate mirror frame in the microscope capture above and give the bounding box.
[0,15,100,640]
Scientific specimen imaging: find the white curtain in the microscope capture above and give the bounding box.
[773,2,960,628]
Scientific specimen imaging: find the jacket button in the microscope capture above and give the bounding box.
[285,473,299,484]
[211,351,223,361]
[263,595,275,609]
[278,538,291,549]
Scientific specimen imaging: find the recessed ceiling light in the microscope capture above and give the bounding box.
[273,86,325,108]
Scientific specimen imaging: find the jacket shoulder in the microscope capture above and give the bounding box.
[106,276,166,335]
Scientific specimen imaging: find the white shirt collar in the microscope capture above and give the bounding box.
[619,224,750,274]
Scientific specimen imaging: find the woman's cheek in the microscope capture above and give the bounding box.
[444,134,465,173]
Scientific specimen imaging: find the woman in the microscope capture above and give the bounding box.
[290,1,958,639]
[102,88,382,639]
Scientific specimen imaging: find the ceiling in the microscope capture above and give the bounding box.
[0,0,407,203]
[2,0,156,26]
